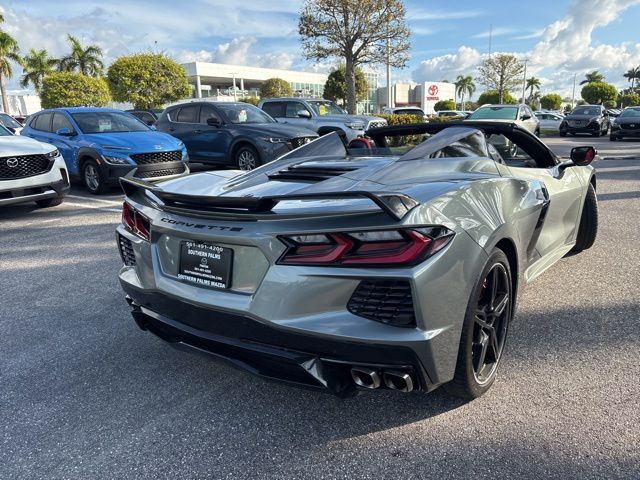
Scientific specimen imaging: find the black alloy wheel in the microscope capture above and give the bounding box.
[445,249,513,399]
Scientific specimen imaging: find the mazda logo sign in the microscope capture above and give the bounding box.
[6,157,19,168]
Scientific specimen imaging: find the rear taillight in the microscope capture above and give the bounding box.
[278,227,453,267]
[122,202,151,241]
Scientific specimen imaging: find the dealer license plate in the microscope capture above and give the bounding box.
[178,241,233,290]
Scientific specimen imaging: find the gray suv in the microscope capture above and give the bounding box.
[259,98,386,142]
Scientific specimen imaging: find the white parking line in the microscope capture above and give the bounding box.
[66,194,123,206]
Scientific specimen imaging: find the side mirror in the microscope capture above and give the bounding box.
[206,117,221,127]
[570,146,596,166]
[146,120,155,126]
[297,110,312,119]
[56,127,73,136]
[521,114,532,120]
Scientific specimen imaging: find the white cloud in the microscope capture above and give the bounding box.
[473,27,517,39]
[412,0,640,97]
[176,37,295,70]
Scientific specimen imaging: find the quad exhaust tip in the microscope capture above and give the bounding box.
[350,367,381,389]
[383,371,414,392]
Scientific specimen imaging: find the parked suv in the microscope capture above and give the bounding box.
[156,102,318,170]
[466,104,540,157]
[21,108,189,193]
[610,106,640,141]
[0,124,69,208]
[259,98,387,142]
[560,105,610,137]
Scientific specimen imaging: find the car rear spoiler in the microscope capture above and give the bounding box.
[119,176,419,221]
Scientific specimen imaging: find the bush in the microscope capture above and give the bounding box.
[619,93,640,107]
[376,113,425,125]
[477,90,517,105]
[580,82,618,105]
[434,99,456,111]
[540,93,563,110]
[40,72,110,108]
[239,96,260,106]
[259,78,292,98]
[107,53,191,109]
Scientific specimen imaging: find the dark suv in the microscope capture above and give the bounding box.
[156,102,318,170]
[560,105,610,137]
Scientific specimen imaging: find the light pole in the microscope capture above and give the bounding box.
[386,38,392,109]
[521,59,529,105]
[571,73,577,108]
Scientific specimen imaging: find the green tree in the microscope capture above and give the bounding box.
[526,76,541,99]
[259,78,292,98]
[239,96,260,106]
[20,49,58,92]
[619,92,640,107]
[477,89,517,105]
[59,34,104,77]
[40,72,110,108]
[323,65,368,105]
[476,54,523,103]
[580,70,604,85]
[0,29,21,114]
[299,0,410,114]
[454,74,475,111]
[539,93,563,110]
[623,66,640,91]
[434,99,456,111]
[580,82,618,105]
[107,53,190,109]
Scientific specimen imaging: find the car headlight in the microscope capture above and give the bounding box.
[345,122,365,130]
[46,149,59,158]
[103,155,130,165]
[262,137,288,144]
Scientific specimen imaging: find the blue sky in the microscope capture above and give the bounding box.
[3,0,640,97]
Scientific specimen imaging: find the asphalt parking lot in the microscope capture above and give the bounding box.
[1,138,639,479]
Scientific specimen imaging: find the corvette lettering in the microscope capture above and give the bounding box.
[160,217,243,232]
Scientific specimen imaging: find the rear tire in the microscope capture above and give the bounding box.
[571,184,598,253]
[35,197,63,208]
[444,249,513,400]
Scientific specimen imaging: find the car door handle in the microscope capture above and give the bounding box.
[193,130,202,134]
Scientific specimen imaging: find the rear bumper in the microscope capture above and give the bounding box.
[122,285,432,397]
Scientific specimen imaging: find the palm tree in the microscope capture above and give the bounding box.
[580,70,605,85]
[20,49,58,92]
[526,76,541,98]
[623,66,640,91]
[59,34,104,77]
[455,75,475,111]
[0,31,21,114]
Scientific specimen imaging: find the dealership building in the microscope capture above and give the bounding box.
[181,62,379,114]
[377,81,457,115]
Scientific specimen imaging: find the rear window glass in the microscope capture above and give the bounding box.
[32,113,53,131]
[176,106,199,123]
[262,102,285,118]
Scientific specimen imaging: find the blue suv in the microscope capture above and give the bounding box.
[21,107,189,193]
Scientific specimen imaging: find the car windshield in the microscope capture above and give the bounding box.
[0,113,22,128]
[217,104,275,124]
[71,112,149,133]
[308,101,346,116]
[0,124,12,136]
[468,106,518,120]
[620,108,640,118]
[571,106,601,116]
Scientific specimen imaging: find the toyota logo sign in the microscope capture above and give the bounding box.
[6,157,19,168]
[428,84,439,96]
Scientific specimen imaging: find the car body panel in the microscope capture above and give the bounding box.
[21,108,188,183]
[116,121,594,395]
[0,132,69,206]
[156,102,318,167]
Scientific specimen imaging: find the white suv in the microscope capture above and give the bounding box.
[0,125,69,208]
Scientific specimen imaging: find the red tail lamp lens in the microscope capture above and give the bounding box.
[122,202,151,241]
[278,227,453,266]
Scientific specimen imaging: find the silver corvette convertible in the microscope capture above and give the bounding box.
[116,121,598,399]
